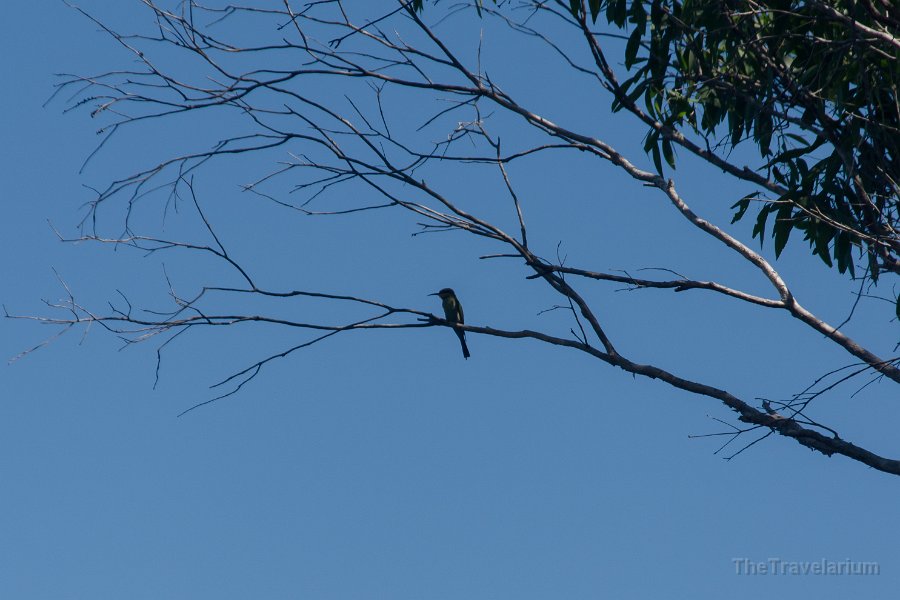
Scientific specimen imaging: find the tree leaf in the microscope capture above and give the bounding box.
[773,203,793,257]
[650,139,663,174]
[835,231,853,276]
[662,137,676,169]
[625,26,642,69]
[753,205,772,245]
[812,223,834,267]
[569,0,580,18]
[589,0,601,22]
[730,192,759,224]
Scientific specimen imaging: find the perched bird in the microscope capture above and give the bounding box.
[429,288,470,359]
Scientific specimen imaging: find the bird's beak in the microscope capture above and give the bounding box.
[428,292,440,296]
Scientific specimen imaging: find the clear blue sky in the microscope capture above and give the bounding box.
[2,2,898,598]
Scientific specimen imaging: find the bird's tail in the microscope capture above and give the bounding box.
[456,329,471,359]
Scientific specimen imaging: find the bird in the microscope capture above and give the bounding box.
[429,287,470,359]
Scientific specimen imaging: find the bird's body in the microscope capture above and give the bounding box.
[429,288,470,359]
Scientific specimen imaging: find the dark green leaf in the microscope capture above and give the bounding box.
[625,26,642,69]
[772,166,787,186]
[650,139,663,174]
[611,0,627,26]
[730,192,759,224]
[589,0,601,22]
[753,205,772,244]
[643,129,658,153]
[867,249,880,283]
[812,222,835,267]
[835,231,853,276]
[630,0,648,34]
[662,137,675,169]
[773,203,793,257]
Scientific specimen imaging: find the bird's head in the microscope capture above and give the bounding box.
[429,288,455,299]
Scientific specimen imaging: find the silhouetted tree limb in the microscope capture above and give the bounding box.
[11,0,898,475]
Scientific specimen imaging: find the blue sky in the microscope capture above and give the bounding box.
[2,2,898,598]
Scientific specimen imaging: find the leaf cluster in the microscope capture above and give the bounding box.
[416,0,900,315]
[593,1,900,288]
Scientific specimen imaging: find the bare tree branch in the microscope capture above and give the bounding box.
[13,0,897,476]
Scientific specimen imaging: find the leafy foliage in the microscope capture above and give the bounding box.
[600,0,900,283]
[416,0,900,311]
